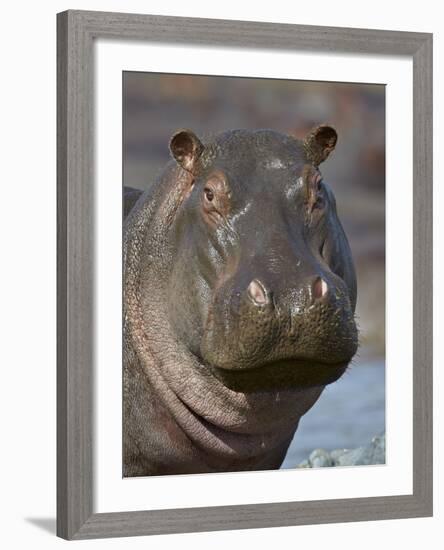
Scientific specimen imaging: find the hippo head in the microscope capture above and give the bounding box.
[166,126,358,392]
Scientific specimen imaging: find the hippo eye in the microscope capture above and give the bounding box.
[201,173,231,225]
[204,188,214,202]
[312,195,325,210]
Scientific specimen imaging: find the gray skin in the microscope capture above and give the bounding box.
[123,125,358,477]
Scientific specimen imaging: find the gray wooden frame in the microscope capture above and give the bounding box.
[57,9,433,540]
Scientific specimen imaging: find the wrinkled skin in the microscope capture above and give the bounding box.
[123,126,358,476]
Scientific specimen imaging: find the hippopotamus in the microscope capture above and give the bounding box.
[123,124,358,477]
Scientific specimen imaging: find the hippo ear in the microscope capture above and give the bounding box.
[169,129,205,174]
[303,125,338,166]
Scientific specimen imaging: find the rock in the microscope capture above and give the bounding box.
[335,446,370,466]
[370,433,385,464]
[329,448,349,462]
[309,448,333,468]
[296,433,385,468]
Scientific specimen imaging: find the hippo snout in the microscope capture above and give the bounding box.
[200,266,358,391]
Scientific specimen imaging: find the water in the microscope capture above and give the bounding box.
[281,358,385,468]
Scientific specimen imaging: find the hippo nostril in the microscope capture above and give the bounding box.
[312,276,328,301]
[247,279,268,306]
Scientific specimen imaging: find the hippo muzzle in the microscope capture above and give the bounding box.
[200,254,357,392]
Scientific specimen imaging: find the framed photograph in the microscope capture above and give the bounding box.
[57,10,433,540]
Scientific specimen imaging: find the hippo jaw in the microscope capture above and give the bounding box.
[209,358,349,393]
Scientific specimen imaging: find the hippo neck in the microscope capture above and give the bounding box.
[124,165,323,464]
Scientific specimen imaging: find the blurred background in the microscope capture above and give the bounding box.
[123,72,385,466]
